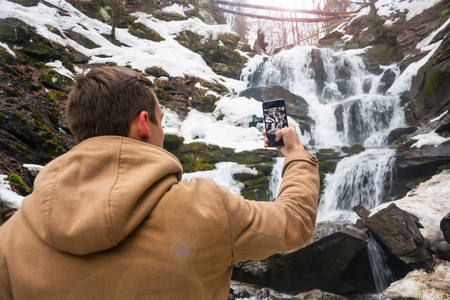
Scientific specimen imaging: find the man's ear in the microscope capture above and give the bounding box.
[139,111,150,142]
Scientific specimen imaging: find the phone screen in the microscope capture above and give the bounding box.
[262,99,288,147]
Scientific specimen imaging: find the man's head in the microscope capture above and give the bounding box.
[66,66,164,147]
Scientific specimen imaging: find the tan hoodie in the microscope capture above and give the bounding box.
[0,136,319,299]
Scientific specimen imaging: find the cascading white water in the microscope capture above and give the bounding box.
[243,45,405,219]
[318,149,395,221]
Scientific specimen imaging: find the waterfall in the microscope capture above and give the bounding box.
[243,46,404,220]
[367,235,394,292]
[318,149,395,221]
[268,157,284,201]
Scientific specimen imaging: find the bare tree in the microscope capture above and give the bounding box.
[108,0,121,39]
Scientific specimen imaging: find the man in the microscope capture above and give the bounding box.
[0,66,319,299]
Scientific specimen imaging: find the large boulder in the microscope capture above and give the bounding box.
[394,140,450,178]
[232,222,373,295]
[357,203,434,272]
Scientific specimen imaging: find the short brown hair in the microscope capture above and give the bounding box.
[66,66,158,143]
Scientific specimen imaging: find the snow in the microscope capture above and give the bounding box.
[411,130,450,148]
[0,175,24,209]
[0,0,243,89]
[356,0,443,22]
[160,3,194,18]
[387,40,442,96]
[46,60,75,79]
[0,41,16,56]
[183,162,257,195]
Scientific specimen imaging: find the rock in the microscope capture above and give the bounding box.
[154,75,228,118]
[145,67,170,78]
[8,0,39,6]
[39,67,74,91]
[441,213,450,243]
[0,48,16,65]
[318,31,344,49]
[437,241,450,261]
[128,23,164,42]
[361,203,433,271]
[292,289,348,300]
[218,33,240,49]
[19,41,56,61]
[377,68,397,95]
[65,45,90,63]
[435,114,450,138]
[0,18,30,44]
[175,30,246,79]
[232,222,373,295]
[394,141,450,178]
[387,126,417,144]
[163,134,184,151]
[66,31,100,49]
[407,31,450,122]
[171,141,228,172]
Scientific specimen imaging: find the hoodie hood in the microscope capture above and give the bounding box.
[21,136,183,255]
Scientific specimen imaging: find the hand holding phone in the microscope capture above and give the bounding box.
[262,99,304,156]
[262,99,288,147]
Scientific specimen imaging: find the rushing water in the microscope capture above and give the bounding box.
[242,45,405,220]
[367,235,394,292]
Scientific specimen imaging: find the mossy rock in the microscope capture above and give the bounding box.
[129,23,164,42]
[16,41,55,61]
[39,136,65,162]
[229,149,278,165]
[164,134,184,151]
[440,3,450,25]
[101,33,122,47]
[423,65,450,96]
[349,144,364,154]
[66,31,100,49]
[0,18,30,43]
[192,95,217,113]
[218,33,240,49]
[0,48,16,64]
[176,30,203,49]
[153,12,187,22]
[8,0,39,6]
[7,173,31,195]
[39,67,74,91]
[172,142,228,173]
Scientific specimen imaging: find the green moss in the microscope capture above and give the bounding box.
[129,23,164,42]
[7,173,31,195]
[47,91,56,102]
[39,136,64,162]
[218,33,240,49]
[12,112,26,123]
[0,111,5,124]
[423,66,450,96]
[440,3,450,25]
[33,110,44,123]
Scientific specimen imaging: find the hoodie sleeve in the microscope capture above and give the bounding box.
[0,231,13,300]
[217,149,319,263]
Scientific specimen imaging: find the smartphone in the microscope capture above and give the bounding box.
[262,99,288,147]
